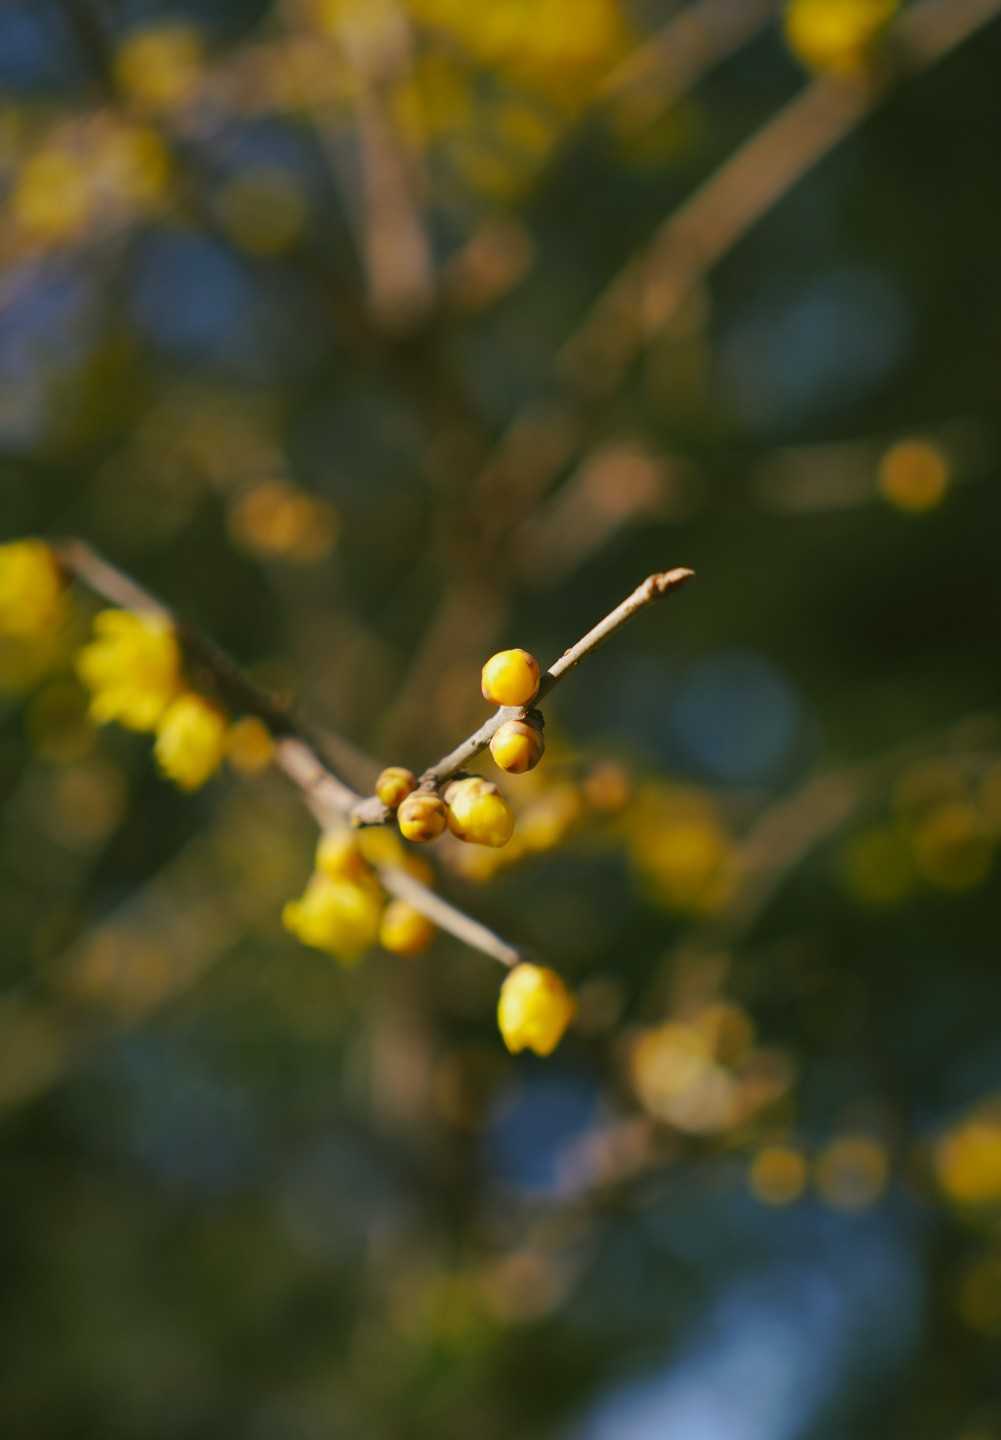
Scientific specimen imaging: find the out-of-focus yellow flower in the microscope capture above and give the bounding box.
[282,873,382,964]
[316,827,374,885]
[750,1144,808,1207]
[228,481,339,563]
[0,541,65,638]
[95,123,170,210]
[628,1001,789,1135]
[411,0,629,107]
[784,0,899,77]
[225,716,275,774]
[115,24,203,111]
[497,963,575,1056]
[154,692,227,791]
[878,437,951,513]
[935,1105,1001,1207]
[630,1019,735,1132]
[380,899,435,955]
[518,783,583,853]
[814,1134,889,1211]
[13,150,92,242]
[77,610,181,732]
[629,785,735,915]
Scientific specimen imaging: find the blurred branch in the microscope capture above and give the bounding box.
[456,0,1001,551]
[563,0,1001,391]
[377,1,780,746]
[330,4,435,331]
[600,0,778,110]
[352,566,695,825]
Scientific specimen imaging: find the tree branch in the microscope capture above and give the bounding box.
[54,543,693,968]
[380,867,523,969]
[53,539,533,967]
[351,566,694,824]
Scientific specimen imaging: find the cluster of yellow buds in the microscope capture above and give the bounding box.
[282,825,435,964]
[375,647,548,855]
[355,646,577,1054]
[74,606,274,791]
[2,548,577,1058]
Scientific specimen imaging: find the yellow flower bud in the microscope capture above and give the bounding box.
[783,0,898,76]
[497,963,576,1056]
[282,873,381,964]
[77,609,181,732]
[225,715,274,774]
[154,692,227,790]
[0,541,65,638]
[481,648,541,707]
[489,718,544,774]
[380,899,435,955]
[446,776,514,848]
[398,791,448,843]
[375,765,418,810]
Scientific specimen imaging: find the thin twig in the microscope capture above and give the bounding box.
[380,866,523,969]
[599,0,778,110]
[351,566,694,824]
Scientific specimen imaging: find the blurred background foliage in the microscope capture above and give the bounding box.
[3,0,1001,1436]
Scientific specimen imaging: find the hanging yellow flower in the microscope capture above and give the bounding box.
[282,873,382,964]
[497,962,576,1056]
[154,692,227,791]
[76,609,181,731]
[0,541,65,638]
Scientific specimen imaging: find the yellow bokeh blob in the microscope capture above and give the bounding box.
[115,25,203,112]
[935,1107,1001,1207]
[750,1144,808,1207]
[784,0,899,77]
[878,438,951,513]
[13,149,92,242]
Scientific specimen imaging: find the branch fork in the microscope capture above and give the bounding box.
[55,541,693,968]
